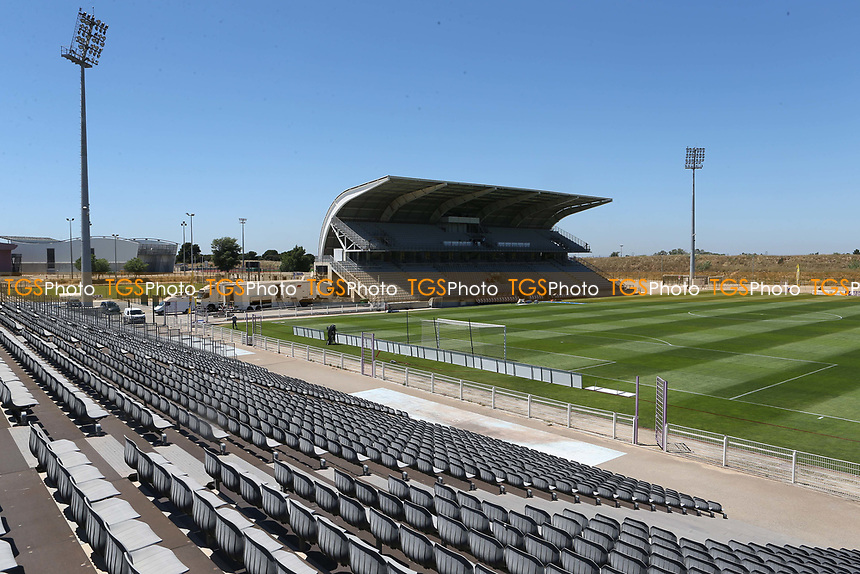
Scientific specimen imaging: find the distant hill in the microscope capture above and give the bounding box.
[583,253,860,283]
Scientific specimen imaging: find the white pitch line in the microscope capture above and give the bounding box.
[502,342,609,364]
[730,364,838,400]
[732,397,860,425]
[512,325,674,347]
[583,372,860,424]
[687,310,843,322]
[513,325,831,366]
[574,361,617,371]
[586,374,729,399]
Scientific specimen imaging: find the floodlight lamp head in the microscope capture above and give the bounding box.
[685,146,705,169]
[62,9,108,68]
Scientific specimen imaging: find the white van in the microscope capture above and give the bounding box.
[123,307,146,324]
[154,295,192,315]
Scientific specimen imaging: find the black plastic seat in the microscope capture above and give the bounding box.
[504,545,545,574]
[399,525,435,568]
[434,544,474,574]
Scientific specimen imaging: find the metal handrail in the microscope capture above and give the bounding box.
[551,226,590,252]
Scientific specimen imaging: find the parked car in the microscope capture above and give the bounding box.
[123,307,146,324]
[99,301,121,315]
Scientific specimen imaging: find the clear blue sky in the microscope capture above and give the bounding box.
[2,1,858,257]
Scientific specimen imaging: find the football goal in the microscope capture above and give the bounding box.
[421,318,507,359]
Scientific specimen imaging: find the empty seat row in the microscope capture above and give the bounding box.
[0,355,38,422]
[124,437,318,573]
[0,491,19,573]
[205,449,487,574]
[1,328,108,424]
[29,424,188,574]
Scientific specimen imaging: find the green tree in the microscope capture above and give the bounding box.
[279,245,315,272]
[609,251,619,257]
[75,255,112,277]
[669,248,688,255]
[245,250,258,261]
[854,249,860,255]
[93,258,112,276]
[261,249,281,261]
[211,237,241,272]
[124,257,148,275]
[175,242,201,265]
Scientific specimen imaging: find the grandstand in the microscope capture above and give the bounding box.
[1,299,858,573]
[316,176,615,303]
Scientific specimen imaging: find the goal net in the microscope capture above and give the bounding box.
[420,318,507,359]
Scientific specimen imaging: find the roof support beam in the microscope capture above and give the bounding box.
[511,196,594,228]
[380,182,448,222]
[537,198,612,228]
[429,187,497,224]
[476,192,533,223]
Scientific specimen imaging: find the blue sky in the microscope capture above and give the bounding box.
[2,1,858,257]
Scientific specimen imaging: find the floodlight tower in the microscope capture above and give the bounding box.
[186,213,195,282]
[111,233,119,279]
[685,147,705,286]
[62,9,108,305]
[239,218,247,279]
[181,221,187,271]
[66,217,75,278]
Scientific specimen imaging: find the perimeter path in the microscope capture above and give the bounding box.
[236,341,859,549]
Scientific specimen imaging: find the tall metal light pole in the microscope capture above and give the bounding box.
[239,218,247,280]
[181,221,187,272]
[685,147,705,286]
[186,213,195,283]
[66,217,75,279]
[111,234,119,279]
[62,9,108,306]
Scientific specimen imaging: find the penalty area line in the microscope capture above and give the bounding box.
[585,373,860,425]
[729,364,838,400]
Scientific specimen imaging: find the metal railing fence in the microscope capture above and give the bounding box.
[667,424,860,500]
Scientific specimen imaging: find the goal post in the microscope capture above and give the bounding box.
[420,318,507,360]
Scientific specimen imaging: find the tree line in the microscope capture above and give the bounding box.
[176,239,315,272]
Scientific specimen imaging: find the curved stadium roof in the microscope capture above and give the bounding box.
[319,176,611,255]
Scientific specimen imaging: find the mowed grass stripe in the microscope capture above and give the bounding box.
[263,294,860,461]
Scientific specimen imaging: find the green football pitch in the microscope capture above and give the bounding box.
[252,294,860,462]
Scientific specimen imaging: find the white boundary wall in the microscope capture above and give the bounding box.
[292,326,583,389]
